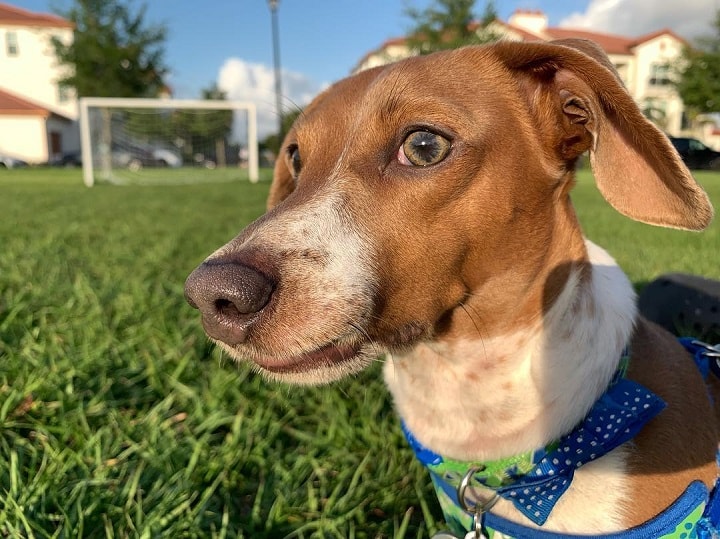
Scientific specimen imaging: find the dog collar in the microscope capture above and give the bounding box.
[402,352,668,532]
[452,480,720,539]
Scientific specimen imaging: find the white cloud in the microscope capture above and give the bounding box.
[559,0,716,40]
[217,58,326,140]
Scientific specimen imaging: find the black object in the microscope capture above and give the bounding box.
[668,137,720,170]
[638,273,720,340]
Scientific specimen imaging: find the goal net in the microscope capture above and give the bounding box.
[79,98,259,187]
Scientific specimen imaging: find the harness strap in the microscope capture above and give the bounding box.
[481,480,714,539]
[678,338,720,381]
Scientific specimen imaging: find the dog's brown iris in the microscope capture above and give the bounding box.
[400,130,450,167]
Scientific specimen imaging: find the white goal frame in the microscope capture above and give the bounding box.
[79,97,259,187]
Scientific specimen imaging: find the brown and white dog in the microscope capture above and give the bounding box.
[185,39,718,534]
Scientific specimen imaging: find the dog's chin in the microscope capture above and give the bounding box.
[218,340,380,386]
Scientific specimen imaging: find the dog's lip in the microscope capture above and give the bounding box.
[252,340,365,374]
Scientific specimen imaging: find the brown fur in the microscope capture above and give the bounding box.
[625,320,720,526]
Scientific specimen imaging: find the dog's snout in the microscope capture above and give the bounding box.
[184,261,274,345]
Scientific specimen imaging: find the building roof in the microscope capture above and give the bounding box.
[544,28,636,55]
[0,87,71,120]
[0,2,72,29]
[355,12,687,71]
[632,28,688,48]
[491,20,545,42]
[544,27,685,55]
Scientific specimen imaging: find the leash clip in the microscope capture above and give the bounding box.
[430,465,497,539]
[458,466,498,539]
[691,340,720,359]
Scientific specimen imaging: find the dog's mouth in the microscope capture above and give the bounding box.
[213,318,432,384]
[245,319,433,375]
[242,339,370,375]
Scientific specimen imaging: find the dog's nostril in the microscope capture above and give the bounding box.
[184,260,275,344]
[215,298,235,316]
[214,297,257,318]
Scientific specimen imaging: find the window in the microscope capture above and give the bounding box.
[5,31,18,56]
[689,138,709,152]
[681,111,691,131]
[649,63,671,86]
[50,132,62,155]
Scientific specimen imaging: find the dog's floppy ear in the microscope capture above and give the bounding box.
[492,38,713,231]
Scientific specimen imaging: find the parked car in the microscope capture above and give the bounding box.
[151,147,182,168]
[111,143,182,171]
[50,150,82,167]
[0,152,28,169]
[668,136,720,170]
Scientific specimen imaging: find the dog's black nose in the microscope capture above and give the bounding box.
[184,260,274,345]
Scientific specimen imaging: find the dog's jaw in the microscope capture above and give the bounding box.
[215,346,381,387]
[224,340,381,386]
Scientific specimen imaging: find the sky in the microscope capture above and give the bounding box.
[11,0,720,138]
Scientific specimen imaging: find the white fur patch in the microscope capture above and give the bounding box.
[212,188,379,384]
[384,240,636,531]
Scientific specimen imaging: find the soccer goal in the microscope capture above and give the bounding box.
[78,97,259,187]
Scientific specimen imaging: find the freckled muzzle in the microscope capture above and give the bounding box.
[184,260,274,346]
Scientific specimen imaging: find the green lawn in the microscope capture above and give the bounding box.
[0,167,718,538]
[88,165,256,186]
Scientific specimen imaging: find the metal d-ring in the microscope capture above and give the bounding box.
[692,340,720,358]
[457,466,500,515]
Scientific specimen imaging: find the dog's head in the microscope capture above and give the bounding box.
[185,39,712,385]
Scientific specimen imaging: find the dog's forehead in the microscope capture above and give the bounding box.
[294,66,384,130]
[296,48,508,140]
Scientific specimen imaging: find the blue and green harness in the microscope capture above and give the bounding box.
[402,340,720,538]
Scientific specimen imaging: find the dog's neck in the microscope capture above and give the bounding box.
[383,240,637,462]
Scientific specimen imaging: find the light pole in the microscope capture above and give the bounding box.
[268,0,283,143]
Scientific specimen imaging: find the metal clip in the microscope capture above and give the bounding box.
[458,466,498,539]
[457,466,500,514]
[431,466,499,539]
[691,340,720,359]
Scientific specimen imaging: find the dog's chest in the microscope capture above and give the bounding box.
[384,343,632,532]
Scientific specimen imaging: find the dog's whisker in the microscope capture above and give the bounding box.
[458,301,489,363]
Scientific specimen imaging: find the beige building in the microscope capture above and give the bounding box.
[354,9,690,140]
[0,2,78,164]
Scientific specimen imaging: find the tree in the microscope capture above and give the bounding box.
[52,0,168,178]
[404,0,499,54]
[676,11,720,115]
[52,0,167,98]
[174,84,234,167]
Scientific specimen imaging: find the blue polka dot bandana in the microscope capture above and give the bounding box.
[495,379,666,524]
[403,378,666,527]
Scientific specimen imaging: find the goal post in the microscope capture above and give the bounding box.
[79,97,259,187]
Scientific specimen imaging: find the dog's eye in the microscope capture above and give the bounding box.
[287,145,302,177]
[398,131,451,167]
